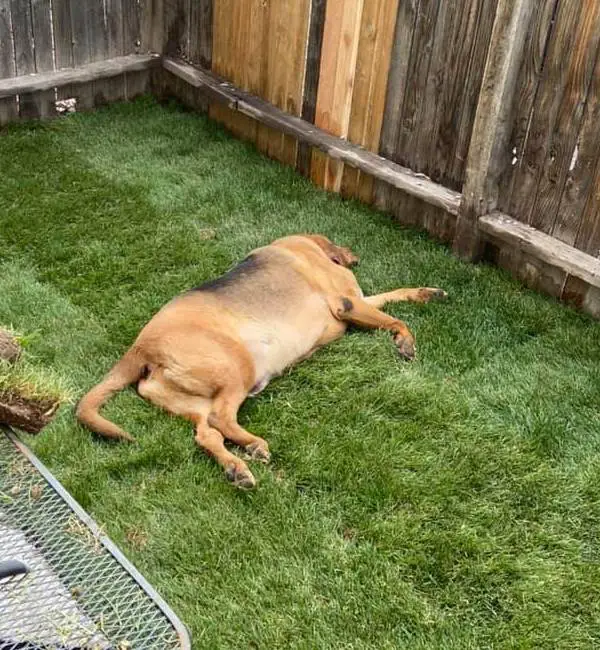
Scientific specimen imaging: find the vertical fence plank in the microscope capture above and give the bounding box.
[394,0,440,171]
[0,0,18,124]
[10,0,36,118]
[373,0,417,225]
[340,0,399,203]
[507,1,579,227]
[99,0,126,103]
[553,42,600,248]
[30,0,55,118]
[531,4,600,239]
[311,0,364,191]
[497,0,558,213]
[297,0,327,177]
[411,0,456,177]
[453,0,534,259]
[52,0,73,69]
[164,0,186,57]
[280,0,311,167]
[574,159,600,258]
[189,0,211,67]
[431,0,481,187]
[448,0,498,185]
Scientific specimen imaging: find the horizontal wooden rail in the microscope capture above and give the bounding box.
[479,212,600,289]
[0,54,161,99]
[162,58,462,215]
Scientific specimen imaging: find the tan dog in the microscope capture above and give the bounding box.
[77,234,446,488]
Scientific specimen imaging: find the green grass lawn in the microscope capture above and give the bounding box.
[1,97,600,649]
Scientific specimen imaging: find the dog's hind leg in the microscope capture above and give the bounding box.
[208,384,271,464]
[138,369,256,488]
[195,423,256,489]
[364,288,447,308]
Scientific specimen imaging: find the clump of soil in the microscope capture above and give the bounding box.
[0,390,59,434]
[0,328,61,434]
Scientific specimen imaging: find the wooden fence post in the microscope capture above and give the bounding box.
[453,0,534,260]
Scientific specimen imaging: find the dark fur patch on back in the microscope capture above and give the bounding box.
[191,254,265,293]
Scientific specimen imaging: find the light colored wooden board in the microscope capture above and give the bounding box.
[340,0,399,201]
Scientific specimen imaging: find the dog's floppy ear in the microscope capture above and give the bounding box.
[305,234,360,268]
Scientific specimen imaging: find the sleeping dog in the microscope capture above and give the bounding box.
[77,234,446,488]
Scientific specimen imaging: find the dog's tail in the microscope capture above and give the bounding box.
[76,348,146,442]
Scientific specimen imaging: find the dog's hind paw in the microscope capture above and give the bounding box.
[225,463,256,489]
[245,440,271,464]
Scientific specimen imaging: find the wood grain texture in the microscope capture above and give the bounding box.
[52,0,73,69]
[395,0,440,171]
[556,43,600,248]
[479,211,600,289]
[507,0,579,226]
[453,0,534,259]
[497,0,558,212]
[29,0,55,118]
[448,0,498,185]
[211,0,310,164]
[297,0,327,177]
[10,0,37,118]
[430,0,482,187]
[0,0,18,123]
[574,159,600,258]
[0,54,160,98]
[373,0,418,220]
[123,0,142,54]
[189,0,212,67]
[164,0,186,57]
[340,0,400,202]
[531,2,600,237]
[312,0,364,190]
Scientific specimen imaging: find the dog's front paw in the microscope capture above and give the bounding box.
[419,288,448,302]
[245,440,271,464]
[225,462,256,489]
[394,333,416,361]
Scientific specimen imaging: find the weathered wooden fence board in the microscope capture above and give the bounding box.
[0,0,18,124]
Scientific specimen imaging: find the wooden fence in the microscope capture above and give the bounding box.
[1,0,600,317]
[0,0,151,122]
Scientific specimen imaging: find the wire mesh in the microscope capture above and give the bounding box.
[0,428,190,650]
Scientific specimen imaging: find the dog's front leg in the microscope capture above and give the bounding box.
[364,288,447,308]
[328,296,416,360]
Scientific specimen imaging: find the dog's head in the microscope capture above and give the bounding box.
[306,234,360,268]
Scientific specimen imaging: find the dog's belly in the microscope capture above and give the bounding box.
[238,299,330,395]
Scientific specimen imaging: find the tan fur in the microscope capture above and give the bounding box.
[77,234,446,488]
